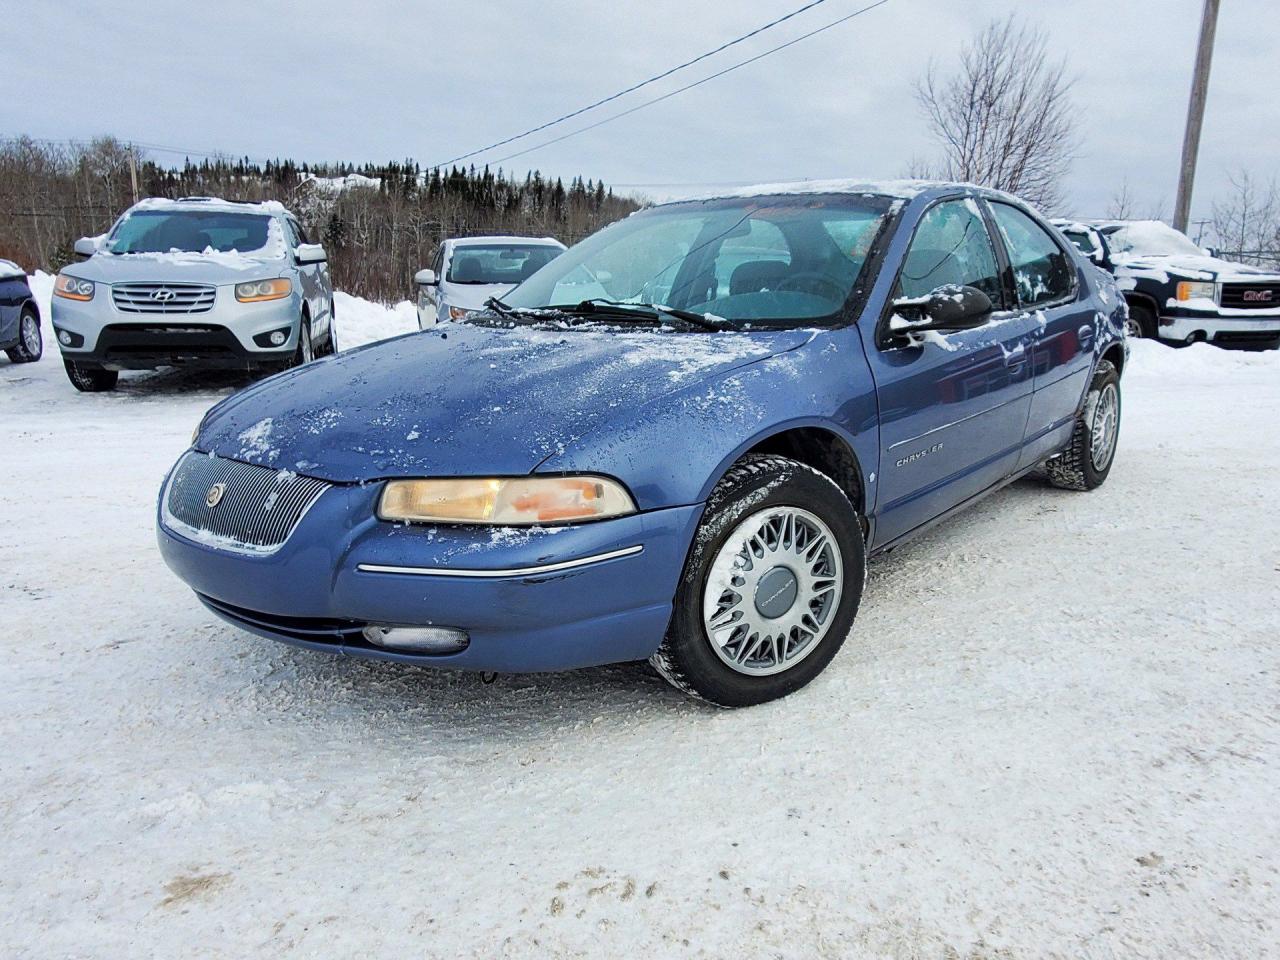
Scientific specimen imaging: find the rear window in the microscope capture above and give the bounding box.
[447,245,562,284]
[108,210,274,254]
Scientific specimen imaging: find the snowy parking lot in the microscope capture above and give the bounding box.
[3,276,1279,958]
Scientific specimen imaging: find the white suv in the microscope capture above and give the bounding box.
[51,197,335,391]
[414,236,565,328]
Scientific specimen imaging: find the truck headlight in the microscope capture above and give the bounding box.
[1175,280,1215,302]
[53,274,94,301]
[379,476,637,525]
[235,278,292,302]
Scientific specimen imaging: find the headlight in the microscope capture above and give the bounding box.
[1175,280,1215,302]
[379,476,637,525]
[235,278,292,302]
[447,305,474,321]
[53,274,94,301]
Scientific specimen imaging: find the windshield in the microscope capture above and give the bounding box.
[447,244,562,284]
[107,210,274,254]
[1102,221,1204,258]
[501,194,894,327]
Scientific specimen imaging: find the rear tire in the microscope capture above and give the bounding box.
[1045,360,1120,491]
[650,454,865,707]
[6,307,42,363]
[63,358,118,392]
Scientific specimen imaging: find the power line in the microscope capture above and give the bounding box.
[431,0,835,168]
[484,0,892,168]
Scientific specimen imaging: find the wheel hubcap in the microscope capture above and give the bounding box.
[21,316,39,353]
[1125,316,1144,339]
[1090,383,1119,471]
[702,506,843,677]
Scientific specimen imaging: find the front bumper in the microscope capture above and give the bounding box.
[157,474,703,672]
[1159,305,1280,349]
[52,287,302,369]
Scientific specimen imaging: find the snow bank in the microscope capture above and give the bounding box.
[333,291,417,348]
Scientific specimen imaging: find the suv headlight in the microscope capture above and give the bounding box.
[235,278,292,302]
[379,476,637,525]
[53,273,94,301]
[1175,280,1215,302]
[448,305,475,321]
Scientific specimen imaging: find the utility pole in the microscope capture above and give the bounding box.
[1173,0,1221,233]
[128,146,139,204]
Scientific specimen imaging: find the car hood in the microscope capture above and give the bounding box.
[67,251,289,286]
[1114,254,1280,281]
[196,322,813,482]
[442,283,517,311]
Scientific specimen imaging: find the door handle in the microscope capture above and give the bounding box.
[1004,343,1027,367]
[1078,324,1095,348]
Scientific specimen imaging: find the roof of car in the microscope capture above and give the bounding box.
[127,196,291,217]
[668,178,1027,207]
[448,236,565,248]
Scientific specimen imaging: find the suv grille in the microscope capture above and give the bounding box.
[113,282,216,314]
[1220,282,1280,310]
[164,452,330,553]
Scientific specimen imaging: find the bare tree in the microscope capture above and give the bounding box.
[1106,180,1135,220]
[1211,169,1280,266]
[914,16,1076,212]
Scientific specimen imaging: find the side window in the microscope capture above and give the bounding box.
[282,218,301,249]
[293,220,310,245]
[897,199,1003,306]
[432,246,445,278]
[990,204,1075,307]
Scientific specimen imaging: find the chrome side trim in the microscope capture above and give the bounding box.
[357,544,644,579]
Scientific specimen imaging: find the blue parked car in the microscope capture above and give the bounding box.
[0,260,43,365]
[158,181,1128,706]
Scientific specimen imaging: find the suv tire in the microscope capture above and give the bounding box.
[6,307,42,363]
[1046,359,1120,491]
[651,454,865,707]
[63,358,119,392]
[1125,302,1156,339]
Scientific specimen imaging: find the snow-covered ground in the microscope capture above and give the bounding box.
[2,276,1279,958]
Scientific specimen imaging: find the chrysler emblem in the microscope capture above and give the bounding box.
[151,288,177,302]
[205,483,227,508]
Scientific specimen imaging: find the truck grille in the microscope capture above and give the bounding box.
[113,282,217,314]
[1220,282,1280,310]
[164,451,330,553]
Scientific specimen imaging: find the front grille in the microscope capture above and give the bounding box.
[165,451,330,553]
[113,282,216,314]
[1220,282,1280,310]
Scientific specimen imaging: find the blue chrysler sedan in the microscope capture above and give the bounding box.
[158,180,1128,706]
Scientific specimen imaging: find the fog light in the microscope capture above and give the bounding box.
[362,624,469,653]
[269,330,287,346]
[58,330,72,346]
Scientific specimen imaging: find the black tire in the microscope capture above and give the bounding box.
[1125,301,1156,340]
[1045,359,1120,491]
[284,313,314,369]
[650,454,866,707]
[322,301,338,355]
[6,306,42,363]
[63,358,118,392]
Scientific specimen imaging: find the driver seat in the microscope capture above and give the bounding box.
[730,260,790,295]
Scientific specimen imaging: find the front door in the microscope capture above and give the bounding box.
[865,197,1039,546]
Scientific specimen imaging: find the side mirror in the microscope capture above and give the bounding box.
[1203,247,1218,258]
[889,284,993,337]
[73,237,98,257]
[414,268,437,286]
[295,243,327,265]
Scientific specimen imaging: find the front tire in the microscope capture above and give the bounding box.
[651,454,865,707]
[6,307,42,363]
[63,358,118,392]
[1045,359,1120,491]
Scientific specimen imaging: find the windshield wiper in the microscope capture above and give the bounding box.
[482,297,573,323]
[547,299,731,332]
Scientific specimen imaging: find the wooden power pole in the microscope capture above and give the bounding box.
[1173,0,1221,233]
[128,147,139,204]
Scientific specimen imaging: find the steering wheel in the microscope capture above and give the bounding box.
[775,272,846,301]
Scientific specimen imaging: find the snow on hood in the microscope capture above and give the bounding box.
[65,247,289,285]
[1114,253,1280,281]
[196,322,812,482]
[0,259,25,281]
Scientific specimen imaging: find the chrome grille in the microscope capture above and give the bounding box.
[113,282,216,314]
[164,452,330,553]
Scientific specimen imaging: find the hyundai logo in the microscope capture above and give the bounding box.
[151,288,177,302]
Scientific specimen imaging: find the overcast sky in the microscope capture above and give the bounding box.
[5,0,1277,230]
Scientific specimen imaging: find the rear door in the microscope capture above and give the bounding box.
[866,197,1040,546]
[986,202,1096,467]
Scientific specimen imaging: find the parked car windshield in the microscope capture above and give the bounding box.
[1102,221,1204,258]
[107,210,273,254]
[501,193,895,327]
[447,245,562,284]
